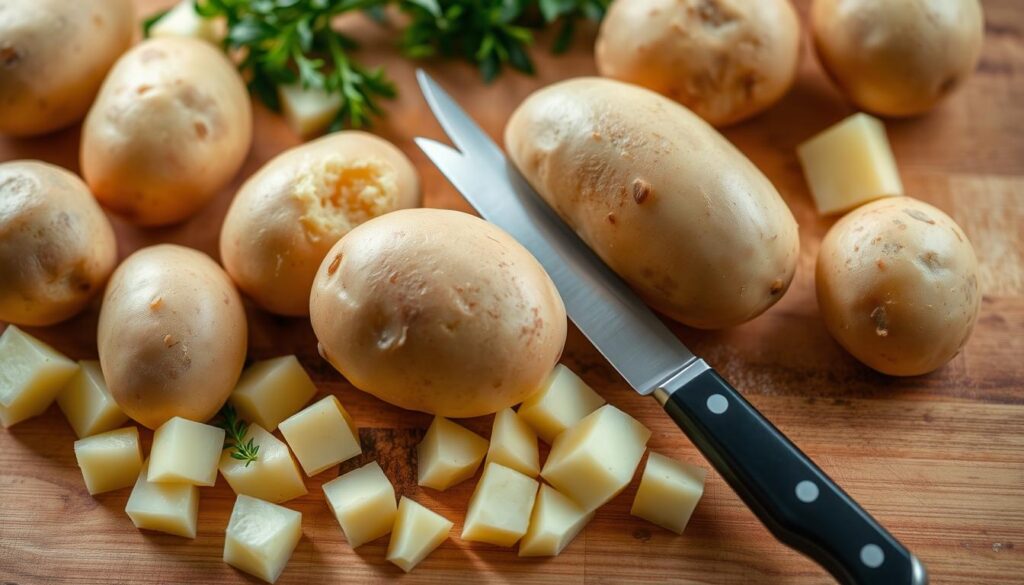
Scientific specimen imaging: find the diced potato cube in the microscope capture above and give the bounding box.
[229,355,317,432]
[125,459,199,538]
[57,360,127,438]
[278,84,343,139]
[517,365,605,443]
[224,495,302,584]
[519,484,594,557]
[149,0,224,44]
[386,497,453,573]
[148,416,226,486]
[0,325,79,428]
[74,426,143,495]
[416,416,488,491]
[797,113,903,215]
[541,404,651,511]
[630,452,706,534]
[461,462,539,547]
[278,395,360,476]
[322,461,396,548]
[485,407,539,477]
[219,423,307,503]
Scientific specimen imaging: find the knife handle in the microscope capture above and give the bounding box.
[657,362,927,585]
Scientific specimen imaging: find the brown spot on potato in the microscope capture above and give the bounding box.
[327,253,342,275]
[163,334,176,347]
[193,121,208,139]
[769,279,784,295]
[919,251,941,271]
[0,44,20,67]
[136,84,153,96]
[632,179,652,204]
[149,296,163,310]
[876,259,886,270]
[695,0,736,27]
[606,212,617,225]
[904,208,936,225]
[871,306,889,337]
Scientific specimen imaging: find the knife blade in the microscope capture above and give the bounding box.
[414,69,926,585]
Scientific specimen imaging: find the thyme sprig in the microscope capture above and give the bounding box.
[217,404,260,467]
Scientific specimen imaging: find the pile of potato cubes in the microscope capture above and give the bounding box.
[1,325,707,583]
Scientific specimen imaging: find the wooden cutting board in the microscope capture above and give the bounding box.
[2,1,1022,583]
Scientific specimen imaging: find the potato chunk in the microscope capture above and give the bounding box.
[224,495,302,584]
[517,365,605,443]
[125,460,199,538]
[485,407,539,477]
[462,463,539,547]
[219,424,307,503]
[416,416,488,491]
[278,84,342,138]
[630,452,706,534]
[541,404,651,511]
[148,416,226,486]
[519,484,593,557]
[0,325,79,427]
[323,461,397,548]
[386,497,453,573]
[58,360,127,438]
[229,356,317,432]
[278,395,361,476]
[797,113,903,215]
[74,426,143,495]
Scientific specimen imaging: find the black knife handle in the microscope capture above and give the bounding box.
[658,361,927,585]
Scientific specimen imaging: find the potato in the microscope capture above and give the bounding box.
[0,161,117,326]
[0,0,134,136]
[97,244,247,428]
[505,78,799,329]
[811,0,984,117]
[310,209,567,418]
[81,37,252,226]
[816,198,980,376]
[595,0,801,127]
[220,132,420,316]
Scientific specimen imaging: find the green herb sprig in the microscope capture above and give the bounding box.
[147,0,609,130]
[195,0,396,129]
[217,404,260,467]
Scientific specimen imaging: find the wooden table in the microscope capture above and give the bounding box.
[2,1,1022,583]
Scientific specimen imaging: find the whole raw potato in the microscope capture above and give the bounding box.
[220,131,421,316]
[98,244,248,428]
[505,78,799,329]
[596,0,801,127]
[0,161,117,325]
[0,0,134,136]
[310,209,567,418]
[816,198,980,376]
[81,37,252,226]
[811,0,984,117]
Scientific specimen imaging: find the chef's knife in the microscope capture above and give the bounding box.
[414,70,926,585]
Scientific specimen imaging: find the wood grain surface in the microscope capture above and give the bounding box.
[2,1,1022,584]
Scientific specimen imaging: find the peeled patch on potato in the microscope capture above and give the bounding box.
[811,0,984,117]
[506,78,799,329]
[97,244,248,428]
[0,161,117,326]
[81,37,252,226]
[310,209,567,418]
[0,0,134,136]
[816,198,980,376]
[596,0,801,127]
[220,132,421,316]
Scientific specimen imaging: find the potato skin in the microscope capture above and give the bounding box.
[505,78,799,329]
[310,209,567,418]
[220,131,421,316]
[0,161,117,325]
[98,244,248,428]
[81,37,252,226]
[816,198,980,376]
[0,0,134,136]
[811,0,984,117]
[596,0,800,127]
